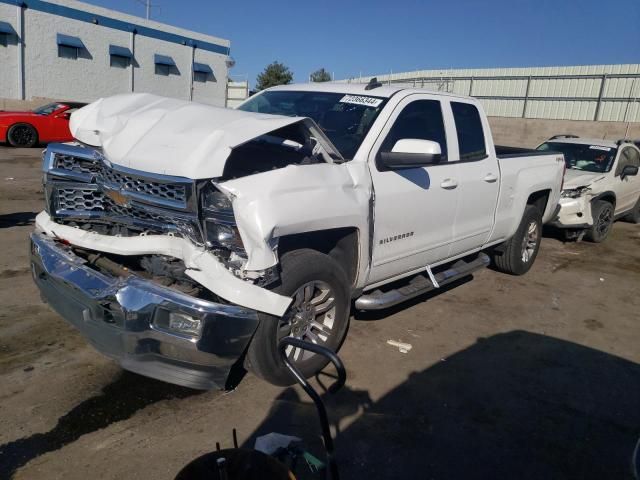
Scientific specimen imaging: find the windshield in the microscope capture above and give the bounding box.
[237,90,387,159]
[537,142,617,173]
[33,103,64,115]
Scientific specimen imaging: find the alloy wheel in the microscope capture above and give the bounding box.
[596,206,613,236]
[521,220,539,263]
[11,126,35,146]
[279,280,337,362]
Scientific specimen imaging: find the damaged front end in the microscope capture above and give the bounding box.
[550,185,594,236]
[31,93,363,389]
[30,231,259,390]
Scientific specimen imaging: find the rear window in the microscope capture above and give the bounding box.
[451,102,487,161]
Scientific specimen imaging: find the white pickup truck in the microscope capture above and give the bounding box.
[31,81,565,389]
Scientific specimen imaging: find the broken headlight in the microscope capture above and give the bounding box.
[561,186,591,199]
[200,184,245,253]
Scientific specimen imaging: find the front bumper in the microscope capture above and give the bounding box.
[548,195,594,229]
[30,233,260,390]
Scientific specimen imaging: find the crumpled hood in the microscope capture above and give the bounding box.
[562,169,605,189]
[69,93,315,179]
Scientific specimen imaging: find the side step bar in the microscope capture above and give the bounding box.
[355,252,490,311]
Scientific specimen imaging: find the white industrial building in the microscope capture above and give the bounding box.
[340,64,640,122]
[0,0,232,106]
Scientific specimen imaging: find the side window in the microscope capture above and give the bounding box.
[451,102,487,161]
[380,100,448,160]
[616,147,640,176]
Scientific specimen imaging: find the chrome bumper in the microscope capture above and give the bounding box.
[30,233,259,390]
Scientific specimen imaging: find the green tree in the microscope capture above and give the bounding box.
[310,68,331,82]
[256,61,293,91]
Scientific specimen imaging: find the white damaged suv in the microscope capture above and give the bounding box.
[538,136,640,242]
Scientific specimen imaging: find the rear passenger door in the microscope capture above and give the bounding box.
[614,146,640,214]
[447,100,500,256]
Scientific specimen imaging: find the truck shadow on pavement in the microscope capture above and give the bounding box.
[0,371,201,478]
[242,331,640,480]
[0,212,37,229]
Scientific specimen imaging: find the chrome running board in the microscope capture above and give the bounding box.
[355,253,490,311]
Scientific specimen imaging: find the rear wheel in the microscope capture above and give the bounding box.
[7,123,38,148]
[585,200,614,243]
[246,249,351,386]
[493,205,542,275]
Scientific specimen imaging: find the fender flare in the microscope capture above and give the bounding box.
[590,191,616,207]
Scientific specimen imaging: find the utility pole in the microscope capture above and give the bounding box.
[146,0,150,19]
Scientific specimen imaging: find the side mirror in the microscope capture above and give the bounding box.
[620,164,639,179]
[378,139,442,170]
[56,112,71,119]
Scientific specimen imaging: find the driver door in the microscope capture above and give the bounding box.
[367,95,459,285]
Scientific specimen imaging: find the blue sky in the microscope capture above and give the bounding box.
[86,0,640,87]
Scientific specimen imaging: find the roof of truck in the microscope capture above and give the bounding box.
[266,82,475,101]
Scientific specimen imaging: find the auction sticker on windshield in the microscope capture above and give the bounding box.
[589,146,612,151]
[339,95,383,108]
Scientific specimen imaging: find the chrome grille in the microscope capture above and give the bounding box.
[43,143,200,240]
[54,154,102,176]
[101,168,186,203]
[57,187,104,212]
[52,153,187,205]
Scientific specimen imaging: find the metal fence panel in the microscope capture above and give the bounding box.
[339,64,640,122]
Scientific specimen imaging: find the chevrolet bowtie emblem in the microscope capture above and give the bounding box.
[104,189,129,207]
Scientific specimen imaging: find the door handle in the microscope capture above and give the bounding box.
[440,178,458,189]
[483,173,498,183]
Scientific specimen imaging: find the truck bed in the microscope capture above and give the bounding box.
[496,145,550,159]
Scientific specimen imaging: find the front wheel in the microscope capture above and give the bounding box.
[7,123,38,147]
[492,205,542,275]
[585,200,614,243]
[246,248,351,386]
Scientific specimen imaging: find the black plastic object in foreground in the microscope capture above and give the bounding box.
[278,337,346,480]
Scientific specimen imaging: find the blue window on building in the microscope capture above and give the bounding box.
[0,22,15,47]
[154,54,177,76]
[193,62,213,83]
[57,33,85,60]
[109,45,132,68]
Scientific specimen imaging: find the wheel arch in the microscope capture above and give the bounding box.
[526,189,551,216]
[591,191,616,208]
[278,227,360,291]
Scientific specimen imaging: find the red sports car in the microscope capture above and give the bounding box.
[0,101,87,148]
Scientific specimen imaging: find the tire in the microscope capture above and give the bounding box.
[7,123,38,148]
[585,200,614,243]
[493,205,542,275]
[246,248,351,386]
[623,196,640,224]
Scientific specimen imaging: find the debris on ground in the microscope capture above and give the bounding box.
[254,432,301,455]
[387,340,412,354]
